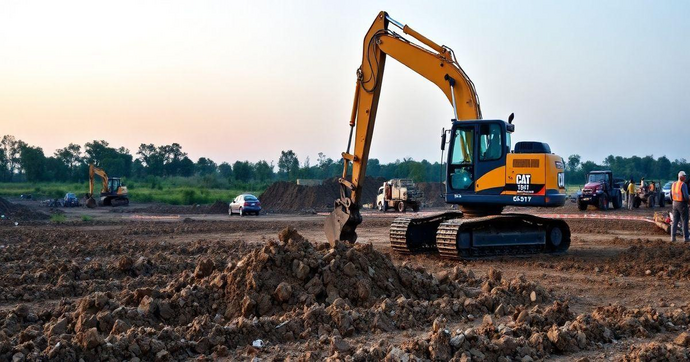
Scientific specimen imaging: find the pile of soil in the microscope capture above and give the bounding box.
[119,200,230,215]
[0,227,551,360]
[259,177,385,212]
[417,182,446,208]
[0,197,49,221]
[623,333,690,360]
[342,302,690,361]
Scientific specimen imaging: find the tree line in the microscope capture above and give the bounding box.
[565,154,690,185]
[0,135,446,185]
[3,134,686,186]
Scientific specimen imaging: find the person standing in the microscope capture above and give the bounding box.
[671,171,690,242]
[627,179,635,210]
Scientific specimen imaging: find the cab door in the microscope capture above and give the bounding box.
[474,122,507,195]
[447,125,476,193]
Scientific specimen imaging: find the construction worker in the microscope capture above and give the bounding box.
[627,178,635,210]
[670,171,690,242]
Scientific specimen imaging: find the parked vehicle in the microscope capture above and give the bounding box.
[46,198,64,208]
[376,178,423,212]
[577,170,623,210]
[633,181,665,208]
[229,194,261,216]
[63,193,80,207]
[662,181,673,203]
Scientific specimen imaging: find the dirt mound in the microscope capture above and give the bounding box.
[417,182,446,207]
[0,197,49,221]
[125,200,230,215]
[344,302,690,361]
[259,177,385,212]
[520,237,690,280]
[623,341,690,361]
[222,227,488,318]
[0,227,553,360]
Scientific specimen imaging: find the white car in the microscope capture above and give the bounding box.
[229,194,262,216]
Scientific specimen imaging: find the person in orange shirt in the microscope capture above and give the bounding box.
[671,171,690,242]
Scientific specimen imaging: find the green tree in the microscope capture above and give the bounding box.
[1,135,27,180]
[0,148,10,181]
[567,154,581,172]
[85,141,132,177]
[278,150,299,180]
[233,161,253,182]
[195,157,217,176]
[137,143,164,176]
[218,162,233,179]
[19,145,46,182]
[177,157,195,177]
[254,160,274,182]
[54,143,82,180]
[45,157,70,181]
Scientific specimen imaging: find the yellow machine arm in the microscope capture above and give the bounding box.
[325,11,482,243]
[88,164,109,197]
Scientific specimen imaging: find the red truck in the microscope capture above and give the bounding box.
[577,170,623,211]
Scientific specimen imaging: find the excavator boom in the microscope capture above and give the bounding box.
[325,11,481,244]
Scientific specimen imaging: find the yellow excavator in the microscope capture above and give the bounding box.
[86,164,129,208]
[325,11,570,258]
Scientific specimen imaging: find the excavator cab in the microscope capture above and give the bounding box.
[443,118,565,212]
[106,178,122,196]
[446,120,509,193]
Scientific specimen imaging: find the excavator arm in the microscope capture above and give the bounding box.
[88,164,110,196]
[325,11,482,244]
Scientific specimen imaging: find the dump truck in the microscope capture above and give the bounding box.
[376,179,423,212]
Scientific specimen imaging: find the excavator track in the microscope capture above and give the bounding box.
[390,211,463,254]
[390,213,570,259]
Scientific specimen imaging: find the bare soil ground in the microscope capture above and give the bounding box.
[1,197,689,361]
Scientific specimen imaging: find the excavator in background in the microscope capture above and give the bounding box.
[324,11,570,259]
[86,164,129,208]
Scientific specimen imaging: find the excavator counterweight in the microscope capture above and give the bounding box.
[325,11,570,258]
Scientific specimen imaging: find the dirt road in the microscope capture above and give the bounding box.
[1,200,688,360]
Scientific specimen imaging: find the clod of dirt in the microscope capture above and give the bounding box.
[194,258,215,279]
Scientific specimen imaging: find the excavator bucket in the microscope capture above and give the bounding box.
[86,197,97,209]
[324,202,361,244]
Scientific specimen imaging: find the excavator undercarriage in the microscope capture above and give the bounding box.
[390,211,570,259]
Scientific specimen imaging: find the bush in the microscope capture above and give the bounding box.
[50,214,67,223]
[81,215,92,222]
[181,189,197,205]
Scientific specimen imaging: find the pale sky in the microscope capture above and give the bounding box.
[1,0,688,166]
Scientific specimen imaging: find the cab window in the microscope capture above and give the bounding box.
[451,128,474,165]
[449,127,474,190]
[479,123,502,161]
